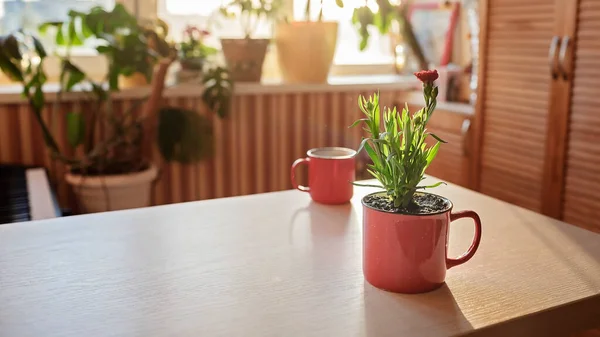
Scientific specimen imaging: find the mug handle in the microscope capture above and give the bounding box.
[291,158,310,192]
[446,210,482,269]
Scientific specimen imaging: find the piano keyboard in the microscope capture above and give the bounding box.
[0,165,60,224]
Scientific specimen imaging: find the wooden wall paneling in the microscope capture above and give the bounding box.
[213,99,227,199]
[562,0,600,233]
[0,89,406,211]
[277,94,291,190]
[166,97,183,205]
[541,0,578,218]
[17,104,34,166]
[476,0,560,212]
[268,94,280,192]
[0,105,15,163]
[184,97,199,202]
[229,95,242,197]
[254,94,267,194]
[198,97,214,201]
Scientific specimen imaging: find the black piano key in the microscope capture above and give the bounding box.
[0,165,31,224]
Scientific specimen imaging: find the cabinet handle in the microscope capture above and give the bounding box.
[548,36,560,80]
[461,118,471,157]
[558,35,571,80]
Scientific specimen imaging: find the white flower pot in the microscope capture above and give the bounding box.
[65,165,158,213]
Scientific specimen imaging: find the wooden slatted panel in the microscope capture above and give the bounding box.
[479,0,555,211]
[562,0,600,233]
[0,89,397,211]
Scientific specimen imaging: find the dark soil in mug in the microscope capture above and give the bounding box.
[363,192,451,215]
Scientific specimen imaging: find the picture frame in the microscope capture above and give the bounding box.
[409,2,460,66]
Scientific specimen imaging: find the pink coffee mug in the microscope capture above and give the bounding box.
[362,192,482,294]
[290,147,356,204]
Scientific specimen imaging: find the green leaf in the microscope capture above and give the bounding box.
[356,137,369,155]
[1,35,22,60]
[429,133,447,144]
[38,22,52,35]
[66,112,85,148]
[63,61,86,91]
[32,36,47,58]
[351,182,383,189]
[349,118,367,128]
[68,20,83,46]
[81,20,94,38]
[335,0,344,7]
[0,51,23,82]
[158,107,213,163]
[417,181,447,189]
[33,86,44,111]
[364,142,380,168]
[56,27,65,45]
[425,142,440,167]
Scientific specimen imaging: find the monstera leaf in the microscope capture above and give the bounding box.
[158,107,213,164]
[202,66,233,118]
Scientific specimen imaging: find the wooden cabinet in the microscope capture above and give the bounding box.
[475,0,600,232]
[559,0,600,232]
[474,0,559,212]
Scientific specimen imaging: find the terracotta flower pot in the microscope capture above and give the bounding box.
[221,38,269,82]
[118,72,150,89]
[275,21,338,83]
[177,58,205,84]
[65,165,158,213]
[362,191,482,294]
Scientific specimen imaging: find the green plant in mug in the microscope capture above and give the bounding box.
[351,70,445,208]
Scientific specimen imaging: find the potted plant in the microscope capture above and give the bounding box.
[275,0,344,83]
[40,4,173,89]
[351,0,427,71]
[0,12,231,213]
[351,70,482,293]
[219,0,281,82]
[177,25,218,82]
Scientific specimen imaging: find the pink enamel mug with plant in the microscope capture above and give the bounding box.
[352,70,482,294]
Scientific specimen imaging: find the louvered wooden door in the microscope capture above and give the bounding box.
[560,0,600,233]
[475,0,562,211]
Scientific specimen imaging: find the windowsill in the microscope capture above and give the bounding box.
[0,74,420,103]
[404,91,474,116]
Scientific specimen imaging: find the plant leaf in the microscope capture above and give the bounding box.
[351,182,383,189]
[356,137,369,154]
[425,142,440,167]
[66,112,85,148]
[417,181,447,189]
[349,118,367,128]
[335,0,344,7]
[364,142,380,168]
[158,107,213,163]
[428,133,447,144]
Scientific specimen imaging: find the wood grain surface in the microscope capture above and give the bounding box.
[1,180,599,337]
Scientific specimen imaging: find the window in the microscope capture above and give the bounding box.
[158,0,272,43]
[159,0,393,68]
[0,0,114,35]
[293,0,392,66]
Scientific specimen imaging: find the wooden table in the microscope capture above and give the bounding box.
[1,181,599,337]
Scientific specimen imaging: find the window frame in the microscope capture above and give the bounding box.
[2,0,395,83]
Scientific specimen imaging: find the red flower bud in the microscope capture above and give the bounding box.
[414,70,439,84]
